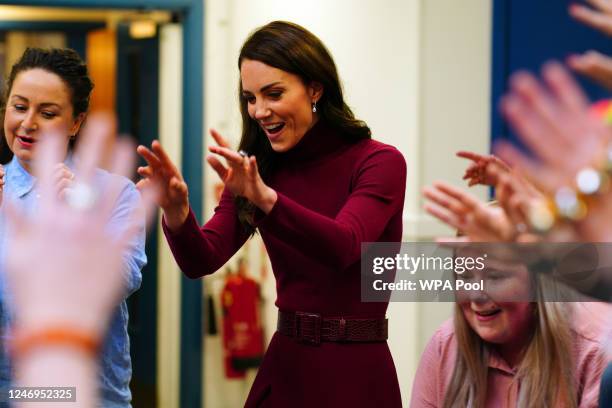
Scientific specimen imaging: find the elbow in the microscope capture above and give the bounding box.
[125,278,142,296]
[326,244,360,271]
[180,260,219,280]
[320,229,362,270]
[122,258,144,296]
[335,255,360,271]
[181,266,207,280]
[184,271,204,280]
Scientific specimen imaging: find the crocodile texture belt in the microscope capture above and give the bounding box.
[277,310,388,346]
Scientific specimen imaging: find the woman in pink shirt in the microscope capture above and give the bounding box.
[410,258,607,408]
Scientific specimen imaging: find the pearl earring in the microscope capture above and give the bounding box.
[312,101,317,113]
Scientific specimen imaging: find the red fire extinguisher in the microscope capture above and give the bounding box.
[221,260,264,378]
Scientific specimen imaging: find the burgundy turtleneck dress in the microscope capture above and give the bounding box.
[163,120,406,407]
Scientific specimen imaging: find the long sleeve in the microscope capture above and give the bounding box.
[256,146,406,271]
[98,177,147,406]
[105,178,147,296]
[162,188,250,279]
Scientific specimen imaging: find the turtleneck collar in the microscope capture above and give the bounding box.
[274,119,349,165]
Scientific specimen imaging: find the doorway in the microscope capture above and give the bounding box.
[0,2,204,407]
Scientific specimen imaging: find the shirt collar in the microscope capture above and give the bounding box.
[487,347,517,376]
[5,157,35,198]
[5,154,76,199]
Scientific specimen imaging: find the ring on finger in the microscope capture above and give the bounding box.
[238,150,249,158]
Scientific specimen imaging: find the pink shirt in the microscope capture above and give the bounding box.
[410,303,609,408]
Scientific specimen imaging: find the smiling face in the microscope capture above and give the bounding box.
[460,298,534,346]
[4,68,84,173]
[458,260,535,347]
[240,59,322,152]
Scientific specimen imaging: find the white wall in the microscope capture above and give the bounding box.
[203,0,492,406]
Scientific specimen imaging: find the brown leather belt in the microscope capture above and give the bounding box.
[277,310,388,346]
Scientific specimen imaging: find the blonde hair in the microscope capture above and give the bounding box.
[442,275,576,408]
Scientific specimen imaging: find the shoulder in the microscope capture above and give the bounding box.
[4,158,30,186]
[431,318,457,350]
[352,138,406,164]
[412,318,457,407]
[94,168,138,195]
[353,139,407,177]
[347,138,407,181]
[4,158,18,174]
[342,139,407,203]
[421,318,458,366]
[569,303,609,377]
[571,302,612,344]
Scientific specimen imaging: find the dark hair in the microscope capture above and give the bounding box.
[0,47,94,163]
[236,21,371,233]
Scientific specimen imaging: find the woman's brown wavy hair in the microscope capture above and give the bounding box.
[235,21,371,234]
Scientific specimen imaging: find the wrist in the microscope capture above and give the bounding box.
[253,187,277,214]
[163,204,190,231]
[12,325,101,362]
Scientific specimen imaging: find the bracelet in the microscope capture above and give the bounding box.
[529,188,591,233]
[11,326,101,359]
[528,143,612,233]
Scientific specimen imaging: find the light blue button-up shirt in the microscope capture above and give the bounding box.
[0,156,147,408]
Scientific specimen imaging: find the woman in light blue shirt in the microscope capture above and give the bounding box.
[0,48,146,408]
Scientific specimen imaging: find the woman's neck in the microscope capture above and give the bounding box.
[17,158,33,175]
[495,341,527,368]
[17,153,69,175]
[494,321,536,368]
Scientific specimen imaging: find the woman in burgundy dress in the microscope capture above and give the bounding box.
[137,21,406,407]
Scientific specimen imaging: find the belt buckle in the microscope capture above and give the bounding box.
[295,312,321,346]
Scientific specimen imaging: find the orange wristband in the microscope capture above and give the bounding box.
[11,327,101,359]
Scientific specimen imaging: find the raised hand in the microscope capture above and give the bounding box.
[3,113,157,339]
[207,129,277,213]
[498,63,609,184]
[496,62,612,241]
[456,151,511,187]
[567,50,612,90]
[136,140,189,230]
[569,0,612,36]
[568,1,612,89]
[494,170,543,242]
[423,181,517,242]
